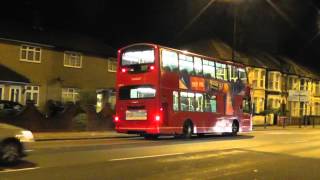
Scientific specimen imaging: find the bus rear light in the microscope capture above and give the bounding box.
[155,115,161,122]
[149,65,155,70]
[121,68,126,73]
[160,107,163,111]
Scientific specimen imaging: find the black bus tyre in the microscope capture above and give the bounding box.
[231,121,239,136]
[182,122,193,139]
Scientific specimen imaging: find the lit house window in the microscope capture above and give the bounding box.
[268,72,281,91]
[288,76,299,90]
[64,52,82,68]
[315,81,320,96]
[253,97,264,113]
[9,86,21,103]
[250,68,265,89]
[25,86,40,106]
[62,88,80,103]
[314,102,320,115]
[108,60,117,72]
[288,101,300,117]
[20,45,41,63]
[267,97,281,110]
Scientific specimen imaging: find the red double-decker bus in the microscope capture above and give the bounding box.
[114,43,252,139]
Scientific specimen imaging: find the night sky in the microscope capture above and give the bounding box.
[1,0,320,69]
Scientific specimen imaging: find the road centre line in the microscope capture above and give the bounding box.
[109,153,185,161]
[0,167,40,173]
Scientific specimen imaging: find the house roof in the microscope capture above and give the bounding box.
[0,23,116,58]
[180,39,320,80]
[0,65,30,84]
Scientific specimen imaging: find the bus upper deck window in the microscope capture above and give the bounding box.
[161,50,178,72]
[179,54,194,75]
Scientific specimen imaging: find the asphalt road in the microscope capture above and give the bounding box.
[1,128,320,180]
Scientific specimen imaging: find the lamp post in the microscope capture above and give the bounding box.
[232,3,238,62]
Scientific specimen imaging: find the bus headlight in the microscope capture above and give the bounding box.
[16,130,35,142]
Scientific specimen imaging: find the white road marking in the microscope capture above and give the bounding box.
[293,140,309,143]
[25,149,34,152]
[109,153,185,161]
[0,167,40,173]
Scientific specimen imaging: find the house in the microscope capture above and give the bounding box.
[0,27,117,112]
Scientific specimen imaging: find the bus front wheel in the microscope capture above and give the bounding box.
[231,121,239,136]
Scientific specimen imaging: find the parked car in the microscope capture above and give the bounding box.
[0,123,34,164]
[0,100,24,116]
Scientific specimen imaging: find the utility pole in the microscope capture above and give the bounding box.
[232,3,238,62]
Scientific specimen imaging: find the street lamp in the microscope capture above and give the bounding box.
[232,3,238,62]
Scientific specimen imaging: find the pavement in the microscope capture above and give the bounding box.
[32,125,320,141]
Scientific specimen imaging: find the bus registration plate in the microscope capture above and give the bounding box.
[126,110,147,120]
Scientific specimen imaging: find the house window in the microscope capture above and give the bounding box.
[25,86,40,106]
[288,101,300,117]
[268,72,281,91]
[20,45,41,63]
[0,85,4,100]
[250,68,264,89]
[300,79,305,91]
[64,52,82,68]
[315,81,320,96]
[288,76,299,90]
[108,60,117,72]
[9,86,21,103]
[267,97,281,110]
[314,102,320,115]
[62,88,80,103]
[260,70,265,88]
[253,97,264,113]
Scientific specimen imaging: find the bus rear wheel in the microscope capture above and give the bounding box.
[182,122,193,139]
[231,121,239,136]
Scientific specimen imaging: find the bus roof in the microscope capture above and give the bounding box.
[119,43,245,68]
